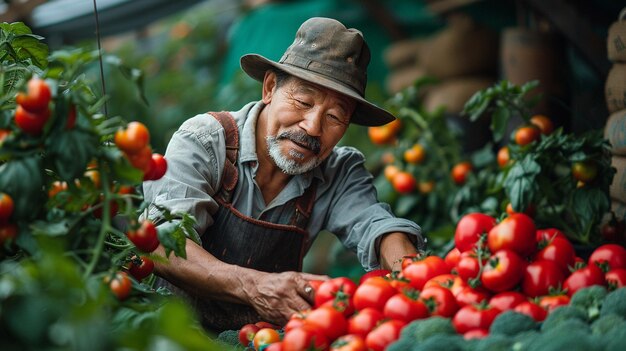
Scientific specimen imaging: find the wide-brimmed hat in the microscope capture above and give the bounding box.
[240,17,396,127]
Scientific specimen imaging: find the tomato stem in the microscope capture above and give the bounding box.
[83,161,111,279]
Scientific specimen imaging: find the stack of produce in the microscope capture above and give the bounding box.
[605,8,626,226]
[217,212,626,351]
[384,14,498,116]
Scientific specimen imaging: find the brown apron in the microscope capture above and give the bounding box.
[157,111,317,332]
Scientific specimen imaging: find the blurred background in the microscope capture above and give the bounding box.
[5,0,622,278]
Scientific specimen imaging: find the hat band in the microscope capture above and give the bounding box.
[280,53,365,96]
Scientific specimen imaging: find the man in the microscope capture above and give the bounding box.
[144,17,424,331]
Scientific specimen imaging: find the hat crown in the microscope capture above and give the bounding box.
[279,17,370,96]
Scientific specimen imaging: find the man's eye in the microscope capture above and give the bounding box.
[295,99,311,108]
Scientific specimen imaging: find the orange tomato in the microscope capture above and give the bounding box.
[418,180,435,194]
[253,328,281,350]
[384,165,400,182]
[404,144,426,164]
[514,125,540,146]
[451,161,472,185]
[530,115,554,135]
[48,181,68,198]
[114,121,150,154]
[497,146,510,168]
[367,119,401,145]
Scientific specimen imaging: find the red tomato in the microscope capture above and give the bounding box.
[456,251,482,283]
[487,213,536,257]
[444,248,461,272]
[16,77,51,112]
[497,146,510,168]
[125,145,153,174]
[347,308,384,339]
[535,228,567,243]
[330,334,366,351]
[383,292,429,323]
[114,121,150,154]
[451,161,473,185]
[522,260,565,297]
[514,301,547,322]
[454,213,496,253]
[535,237,575,274]
[392,171,416,194]
[284,315,307,333]
[402,255,449,290]
[0,192,14,223]
[563,264,606,297]
[452,305,501,334]
[66,104,77,129]
[253,328,281,351]
[506,202,536,218]
[605,268,626,289]
[352,276,396,312]
[238,323,260,346]
[315,277,357,308]
[144,153,168,181]
[364,319,405,351]
[282,325,328,351]
[481,249,525,292]
[321,295,355,317]
[304,305,347,342]
[489,291,527,311]
[358,269,390,285]
[538,294,570,312]
[463,329,489,339]
[455,286,491,307]
[588,244,626,271]
[127,256,154,281]
[420,285,459,317]
[423,273,457,290]
[15,105,49,135]
[108,271,132,300]
[127,220,159,252]
[387,272,411,292]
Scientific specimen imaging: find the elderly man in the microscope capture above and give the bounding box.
[144,17,424,331]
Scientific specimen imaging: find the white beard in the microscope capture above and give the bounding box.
[266,135,320,175]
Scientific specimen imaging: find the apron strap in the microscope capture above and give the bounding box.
[207,111,239,196]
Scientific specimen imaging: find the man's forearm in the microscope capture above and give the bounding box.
[153,238,254,304]
[378,232,419,271]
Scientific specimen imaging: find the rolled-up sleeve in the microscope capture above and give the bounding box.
[142,115,225,240]
[323,147,423,271]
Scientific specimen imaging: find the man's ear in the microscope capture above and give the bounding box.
[261,71,277,104]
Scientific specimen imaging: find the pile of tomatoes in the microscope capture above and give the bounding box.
[241,212,626,351]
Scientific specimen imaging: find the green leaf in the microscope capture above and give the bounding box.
[0,156,44,220]
[491,106,511,142]
[157,221,188,259]
[46,130,98,182]
[395,194,419,217]
[504,155,541,213]
[12,35,49,68]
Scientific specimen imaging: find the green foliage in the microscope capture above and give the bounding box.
[541,305,588,331]
[399,315,456,342]
[0,21,221,350]
[570,285,608,321]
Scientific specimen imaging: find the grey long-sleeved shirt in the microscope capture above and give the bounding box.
[143,101,423,270]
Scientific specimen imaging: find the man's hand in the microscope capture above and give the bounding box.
[245,271,329,325]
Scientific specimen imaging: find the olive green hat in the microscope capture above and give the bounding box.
[240,17,396,127]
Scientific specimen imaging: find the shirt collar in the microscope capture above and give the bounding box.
[238,101,325,185]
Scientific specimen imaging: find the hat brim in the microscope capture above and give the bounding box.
[240,54,396,127]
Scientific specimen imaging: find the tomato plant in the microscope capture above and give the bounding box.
[571,160,598,183]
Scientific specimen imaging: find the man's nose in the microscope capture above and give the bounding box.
[299,110,323,137]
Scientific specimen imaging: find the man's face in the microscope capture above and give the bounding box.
[262,73,355,175]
